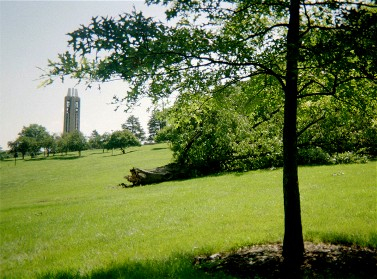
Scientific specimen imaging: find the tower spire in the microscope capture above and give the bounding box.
[63,88,80,133]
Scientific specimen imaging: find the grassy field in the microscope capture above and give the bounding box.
[0,143,376,278]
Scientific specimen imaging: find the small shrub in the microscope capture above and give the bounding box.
[0,151,11,161]
[331,152,369,164]
[298,147,330,165]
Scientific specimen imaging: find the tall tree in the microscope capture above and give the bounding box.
[66,130,87,156]
[106,130,141,154]
[56,134,69,155]
[147,110,166,142]
[9,124,52,158]
[8,138,28,160]
[43,134,56,157]
[88,130,102,149]
[42,0,377,272]
[101,132,111,153]
[121,115,146,141]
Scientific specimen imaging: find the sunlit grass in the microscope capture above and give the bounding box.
[0,144,376,278]
[300,163,377,246]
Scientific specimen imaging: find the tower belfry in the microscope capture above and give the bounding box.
[63,88,80,133]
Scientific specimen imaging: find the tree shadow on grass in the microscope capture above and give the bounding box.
[23,155,82,161]
[37,254,226,279]
[50,155,82,160]
[151,147,168,151]
[196,241,377,279]
[103,150,138,158]
[228,167,281,177]
[37,240,377,279]
[89,151,106,155]
[22,157,48,162]
[306,231,377,249]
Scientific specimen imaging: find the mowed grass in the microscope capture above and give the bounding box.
[0,143,376,278]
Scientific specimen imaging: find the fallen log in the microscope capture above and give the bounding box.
[125,163,188,186]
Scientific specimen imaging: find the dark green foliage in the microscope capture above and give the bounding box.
[55,134,69,155]
[43,135,56,157]
[122,115,146,141]
[54,131,88,156]
[161,78,376,173]
[298,148,330,166]
[158,77,285,173]
[88,130,102,149]
[154,125,175,143]
[148,110,167,142]
[7,124,52,159]
[66,131,88,156]
[0,148,11,161]
[88,130,111,152]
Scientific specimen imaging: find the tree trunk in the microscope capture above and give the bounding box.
[126,164,188,186]
[282,0,304,275]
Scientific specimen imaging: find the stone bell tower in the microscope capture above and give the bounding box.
[63,88,80,133]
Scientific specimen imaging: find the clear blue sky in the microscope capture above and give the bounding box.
[0,1,167,149]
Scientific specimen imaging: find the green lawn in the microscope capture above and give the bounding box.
[0,144,376,278]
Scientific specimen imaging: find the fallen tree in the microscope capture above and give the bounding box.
[124,163,189,186]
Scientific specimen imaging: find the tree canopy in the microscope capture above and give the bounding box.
[157,76,376,172]
[41,0,377,272]
[66,130,87,156]
[106,130,141,154]
[147,109,167,142]
[88,130,110,152]
[121,115,146,141]
[8,124,52,159]
[42,2,376,100]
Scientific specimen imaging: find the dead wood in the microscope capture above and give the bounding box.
[125,163,188,186]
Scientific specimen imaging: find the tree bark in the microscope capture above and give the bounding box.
[126,164,188,186]
[282,0,304,275]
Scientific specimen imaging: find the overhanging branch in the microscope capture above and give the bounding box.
[241,24,289,42]
[297,114,326,138]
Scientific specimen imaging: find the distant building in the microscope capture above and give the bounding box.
[63,88,80,133]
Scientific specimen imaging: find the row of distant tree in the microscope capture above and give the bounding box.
[5,112,166,159]
[5,89,376,165]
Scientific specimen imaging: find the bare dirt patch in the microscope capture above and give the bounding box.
[195,242,377,278]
